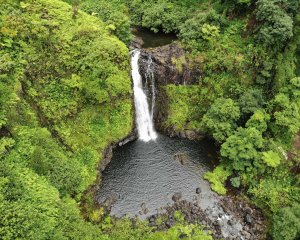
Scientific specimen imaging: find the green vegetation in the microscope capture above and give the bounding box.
[164,85,203,130]
[79,0,132,44]
[255,0,296,49]
[204,165,232,195]
[1,0,300,239]
[202,98,240,143]
[272,203,300,240]
[99,213,212,240]
[0,0,133,238]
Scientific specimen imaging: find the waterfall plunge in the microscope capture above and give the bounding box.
[131,50,157,142]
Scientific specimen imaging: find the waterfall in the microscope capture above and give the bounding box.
[145,56,156,120]
[131,49,157,142]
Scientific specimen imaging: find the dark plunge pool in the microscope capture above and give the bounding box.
[96,134,248,238]
[96,134,218,219]
[133,28,177,48]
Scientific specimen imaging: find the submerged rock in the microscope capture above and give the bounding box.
[140,203,149,215]
[196,188,202,194]
[172,192,182,202]
[245,214,253,225]
[173,152,189,165]
[131,36,144,49]
[101,193,119,211]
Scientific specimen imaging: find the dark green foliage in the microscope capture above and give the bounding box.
[10,127,83,196]
[201,98,240,143]
[128,0,192,33]
[249,163,300,212]
[255,0,298,49]
[272,203,300,240]
[270,77,300,146]
[0,0,133,238]
[0,161,107,240]
[238,88,266,115]
[139,1,184,33]
[53,197,106,240]
[179,10,226,44]
[0,162,60,240]
[220,127,264,171]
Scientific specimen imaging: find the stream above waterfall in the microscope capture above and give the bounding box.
[133,28,177,48]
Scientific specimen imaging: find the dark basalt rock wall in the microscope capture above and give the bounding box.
[139,43,201,86]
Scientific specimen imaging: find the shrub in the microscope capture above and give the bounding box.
[201,98,240,143]
[255,0,297,48]
[220,127,264,171]
[204,165,232,195]
[272,203,300,240]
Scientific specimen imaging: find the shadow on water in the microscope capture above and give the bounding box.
[133,28,177,48]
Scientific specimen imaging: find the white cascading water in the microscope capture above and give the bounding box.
[145,56,156,120]
[131,50,157,142]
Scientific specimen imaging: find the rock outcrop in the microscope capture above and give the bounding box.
[139,43,201,86]
[138,43,202,138]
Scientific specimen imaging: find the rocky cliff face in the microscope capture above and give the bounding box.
[138,43,203,139]
[139,43,201,85]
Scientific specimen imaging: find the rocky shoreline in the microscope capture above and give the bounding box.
[98,188,266,240]
[146,196,266,240]
[219,197,266,239]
